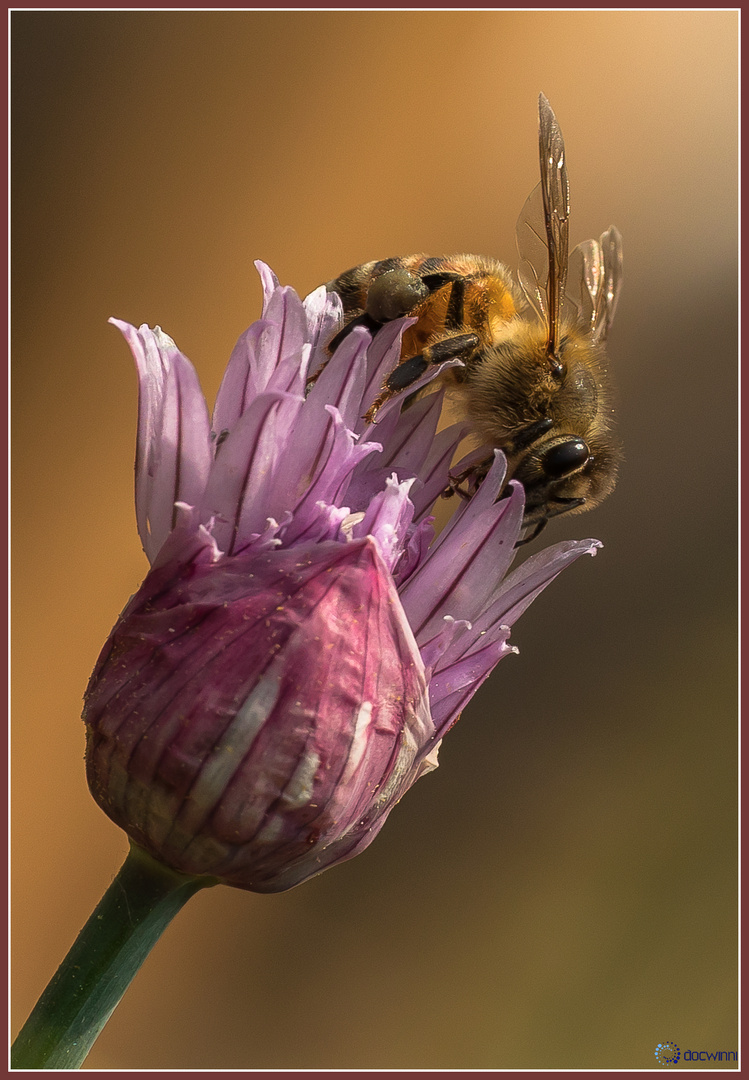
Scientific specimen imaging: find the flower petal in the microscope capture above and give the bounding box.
[427,631,517,737]
[304,326,370,432]
[490,537,603,627]
[424,537,602,734]
[110,319,212,563]
[255,264,308,367]
[409,420,472,522]
[279,406,380,545]
[350,390,442,508]
[392,516,435,588]
[254,260,280,313]
[303,284,343,378]
[212,321,289,436]
[350,475,416,573]
[200,391,304,555]
[399,455,523,642]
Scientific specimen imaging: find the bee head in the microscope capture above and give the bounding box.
[463,321,620,530]
[513,429,620,528]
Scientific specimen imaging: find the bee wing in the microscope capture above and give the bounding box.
[566,237,602,329]
[594,225,623,341]
[516,94,570,355]
[516,180,549,323]
[567,226,623,342]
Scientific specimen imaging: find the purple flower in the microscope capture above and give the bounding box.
[83,262,600,893]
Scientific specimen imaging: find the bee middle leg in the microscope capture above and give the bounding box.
[365,332,479,422]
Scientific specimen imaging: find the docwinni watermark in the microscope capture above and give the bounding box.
[654,1042,738,1066]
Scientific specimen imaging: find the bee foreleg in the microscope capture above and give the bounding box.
[442,453,494,500]
[515,496,585,547]
[441,481,472,502]
[515,519,548,546]
[508,417,553,452]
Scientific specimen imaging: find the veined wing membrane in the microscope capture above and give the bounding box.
[516,95,570,359]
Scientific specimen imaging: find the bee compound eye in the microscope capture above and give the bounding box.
[541,439,590,478]
[366,269,429,323]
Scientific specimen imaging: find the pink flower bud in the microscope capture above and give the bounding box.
[84,534,436,893]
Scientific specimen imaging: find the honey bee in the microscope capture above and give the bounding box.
[324,94,623,542]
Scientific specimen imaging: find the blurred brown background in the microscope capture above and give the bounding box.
[11,10,738,1070]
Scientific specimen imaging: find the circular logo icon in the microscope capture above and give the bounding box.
[654,1042,681,1066]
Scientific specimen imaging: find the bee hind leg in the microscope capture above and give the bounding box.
[327,311,383,354]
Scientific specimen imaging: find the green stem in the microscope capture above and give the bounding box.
[11,842,217,1070]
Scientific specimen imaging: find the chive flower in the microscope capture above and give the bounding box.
[83,262,600,894]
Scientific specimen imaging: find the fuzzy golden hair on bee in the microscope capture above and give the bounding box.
[323,94,623,542]
[451,317,621,523]
[460,320,615,448]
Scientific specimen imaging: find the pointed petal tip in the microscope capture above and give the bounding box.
[109,316,133,334]
[254,260,280,296]
[498,624,520,657]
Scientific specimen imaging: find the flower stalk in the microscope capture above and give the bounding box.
[11,844,215,1069]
